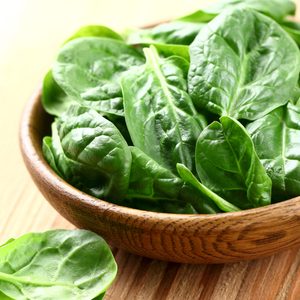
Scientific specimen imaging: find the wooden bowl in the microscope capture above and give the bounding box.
[20,89,300,264]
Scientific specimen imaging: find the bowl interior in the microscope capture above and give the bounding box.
[20,89,300,264]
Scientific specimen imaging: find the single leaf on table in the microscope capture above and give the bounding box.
[127,21,206,45]
[53,37,144,102]
[177,163,240,212]
[126,147,220,214]
[122,46,206,174]
[65,25,123,43]
[179,0,296,22]
[0,230,117,300]
[188,8,300,121]
[247,103,300,199]
[43,105,132,201]
[195,116,272,209]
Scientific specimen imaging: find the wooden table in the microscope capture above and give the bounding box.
[1,1,300,299]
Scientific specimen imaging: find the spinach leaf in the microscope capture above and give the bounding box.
[127,21,206,45]
[177,163,240,212]
[195,116,272,209]
[53,37,144,102]
[123,198,198,214]
[0,230,117,300]
[188,8,300,121]
[42,70,77,117]
[43,136,62,176]
[43,105,132,201]
[133,43,190,61]
[179,0,296,23]
[122,46,206,174]
[152,44,189,61]
[126,146,184,201]
[281,20,300,47]
[42,71,131,143]
[126,147,220,214]
[0,291,12,300]
[65,25,123,43]
[247,103,300,199]
[43,70,125,118]
[127,148,220,213]
[161,202,198,214]
[43,27,128,117]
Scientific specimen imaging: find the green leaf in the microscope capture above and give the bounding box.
[43,27,127,117]
[126,147,184,201]
[65,25,123,43]
[42,70,77,116]
[195,116,272,209]
[179,0,296,22]
[177,163,240,212]
[0,230,117,300]
[123,198,199,214]
[188,8,300,121]
[161,202,198,214]
[42,136,62,176]
[281,20,300,47]
[43,105,132,201]
[0,291,13,299]
[126,147,219,214]
[122,46,206,174]
[53,37,144,102]
[247,103,300,199]
[93,293,105,300]
[0,239,15,249]
[127,21,206,45]
[42,70,125,119]
[151,44,190,61]
[132,43,190,61]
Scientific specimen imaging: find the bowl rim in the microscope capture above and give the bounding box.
[20,88,300,223]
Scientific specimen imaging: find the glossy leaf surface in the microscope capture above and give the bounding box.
[196,116,272,209]
[0,230,117,300]
[281,20,300,46]
[188,8,300,120]
[177,163,240,212]
[127,147,219,214]
[43,105,131,201]
[122,46,206,173]
[53,37,144,102]
[247,103,300,198]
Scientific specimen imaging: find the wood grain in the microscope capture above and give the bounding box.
[1,0,300,299]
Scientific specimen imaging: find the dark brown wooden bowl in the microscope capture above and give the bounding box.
[19,89,300,264]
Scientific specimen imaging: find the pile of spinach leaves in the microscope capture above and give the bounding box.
[42,0,300,214]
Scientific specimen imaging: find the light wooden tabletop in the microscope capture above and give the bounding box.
[1,1,300,299]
